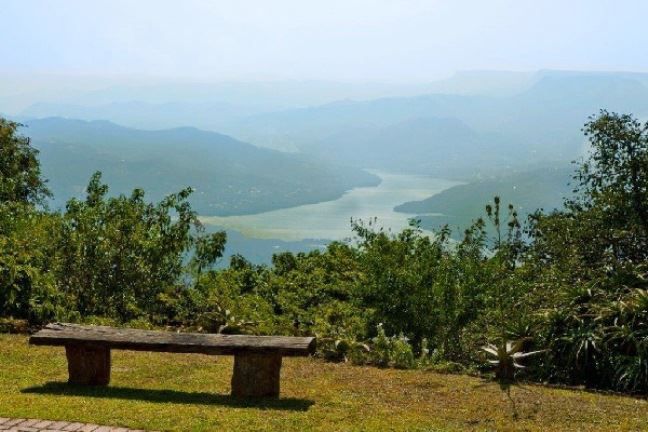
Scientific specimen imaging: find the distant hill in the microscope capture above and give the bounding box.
[22,101,259,136]
[16,80,439,150]
[300,117,521,176]
[395,166,574,233]
[13,71,648,184]
[422,70,537,96]
[22,117,379,216]
[16,72,648,176]
[225,72,648,176]
[495,74,648,158]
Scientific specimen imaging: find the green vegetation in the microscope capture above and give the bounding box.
[1,111,647,398]
[24,117,379,216]
[0,119,50,204]
[2,334,647,431]
[395,166,573,235]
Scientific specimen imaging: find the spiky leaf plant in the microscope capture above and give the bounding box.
[482,339,546,381]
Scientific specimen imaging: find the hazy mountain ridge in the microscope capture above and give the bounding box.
[23,117,379,216]
[16,71,648,164]
[225,72,648,175]
[299,117,520,176]
[22,100,260,133]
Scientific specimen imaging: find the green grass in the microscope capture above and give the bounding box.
[1,334,646,431]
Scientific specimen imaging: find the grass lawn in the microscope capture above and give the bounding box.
[1,334,646,431]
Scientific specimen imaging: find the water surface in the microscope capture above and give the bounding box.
[200,171,461,241]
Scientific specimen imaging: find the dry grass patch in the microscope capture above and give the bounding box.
[0,334,646,431]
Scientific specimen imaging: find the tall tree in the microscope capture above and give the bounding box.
[0,118,57,322]
[0,119,50,206]
[571,110,648,262]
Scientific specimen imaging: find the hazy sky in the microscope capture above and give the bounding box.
[2,0,648,82]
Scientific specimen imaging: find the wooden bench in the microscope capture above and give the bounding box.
[30,323,316,398]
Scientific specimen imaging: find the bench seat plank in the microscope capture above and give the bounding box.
[30,323,316,357]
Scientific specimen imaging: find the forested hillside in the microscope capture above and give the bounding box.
[22,117,379,215]
[396,166,573,233]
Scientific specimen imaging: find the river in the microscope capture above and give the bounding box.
[200,171,461,242]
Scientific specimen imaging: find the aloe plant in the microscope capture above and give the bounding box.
[482,339,546,381]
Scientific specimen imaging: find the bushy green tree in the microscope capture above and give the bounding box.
[0,119,50,206]
[525,111,648,392]
[57,172,226,322]
[0,119,58,322]
[352,218,495,360]
[0,206,62,323]
[569,110,648,264]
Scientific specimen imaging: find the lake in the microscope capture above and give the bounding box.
[200,171,461,242]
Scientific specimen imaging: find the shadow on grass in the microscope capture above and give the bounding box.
[22,382,314,411]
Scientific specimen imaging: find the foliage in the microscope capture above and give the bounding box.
[534,264,648,392]
[0,119,50,206]
[353,218,491,361]
[56,172,226,322]
[520,111,648,392]
[1,112,648,393]
[0,204,62,323]
[366,323,417,369]
[575,110,648,262]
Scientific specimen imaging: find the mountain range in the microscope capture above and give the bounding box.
[223,72,648,176]
[23,117,378,216]
[6,70,648,261]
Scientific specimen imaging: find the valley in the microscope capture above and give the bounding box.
[8,71,648,262]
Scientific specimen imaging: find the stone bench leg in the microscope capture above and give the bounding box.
[65,344,111,385]
[231,353,282,397]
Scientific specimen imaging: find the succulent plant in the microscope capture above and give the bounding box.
[482,339,546,380]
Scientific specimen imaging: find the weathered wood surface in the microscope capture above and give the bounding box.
[65,344,111,385]
[231,353,282,397]
[30,323,316,356]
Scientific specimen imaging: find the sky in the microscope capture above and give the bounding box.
[2,0,648,83]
